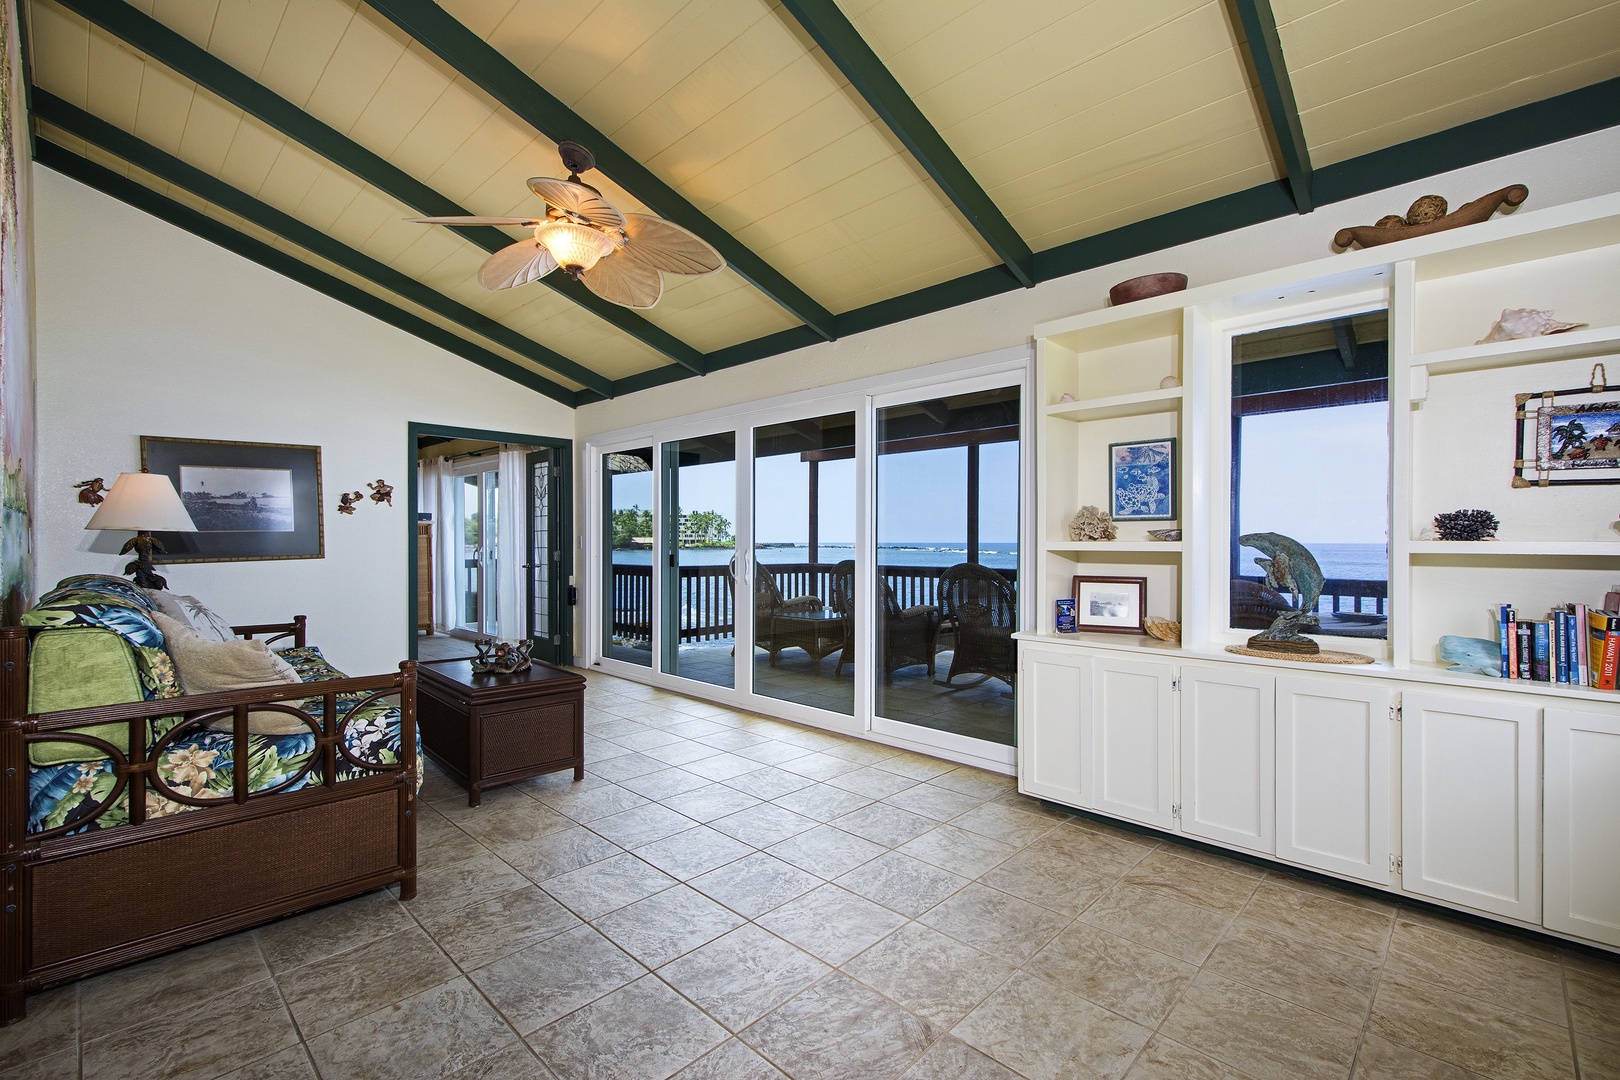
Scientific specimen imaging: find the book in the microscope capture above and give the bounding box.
[1507,615,1520,679]
[1055,598,1076,634]
[1499,605,1513,678]
[1555,612,1568,684]
[1532,620,1550,682]
[1517,621,1534,680]
[1588,610,1620,690]
[1575,603,1589,686]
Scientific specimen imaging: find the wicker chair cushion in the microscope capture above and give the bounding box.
[154,613,307,734]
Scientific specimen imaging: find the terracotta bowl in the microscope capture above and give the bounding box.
[1109,272,1188,306]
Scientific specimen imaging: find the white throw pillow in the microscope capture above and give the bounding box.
[154,612,310,735]
[175,595,236,643]
[140,588,195,628]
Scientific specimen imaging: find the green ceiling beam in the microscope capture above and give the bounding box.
[777,0,1035,288]
[1232,0,1314,213]
[52,0,705,377]
[33,139,578,406]
[33,89,614,398]
[362,0,837,343]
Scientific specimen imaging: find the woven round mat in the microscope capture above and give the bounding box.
[1224,645,1374,665]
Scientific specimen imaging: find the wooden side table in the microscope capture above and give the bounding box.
[416,657,586,806]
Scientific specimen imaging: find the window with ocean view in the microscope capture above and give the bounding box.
[1230,312,1390,640]
[604,447,654,667]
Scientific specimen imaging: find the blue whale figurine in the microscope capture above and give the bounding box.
[1438,635,1502,676]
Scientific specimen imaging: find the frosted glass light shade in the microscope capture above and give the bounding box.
[85,472,198,532]
[535,221,616,274]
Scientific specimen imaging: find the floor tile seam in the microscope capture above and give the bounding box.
[1561,956,1585,1078]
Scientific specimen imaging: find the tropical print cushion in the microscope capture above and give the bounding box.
[27,645,413,835]
[21,576,181,702]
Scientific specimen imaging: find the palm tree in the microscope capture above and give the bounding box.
[1552,420,1587,457]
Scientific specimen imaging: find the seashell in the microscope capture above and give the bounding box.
[1144,617,1181,642]
[1159,375,1181,389]
[1476,307,1588,344]
[1057,392,1077,403]
[1146,528,1181,542]
[1405,195,1448,225]
[1068,505,1117,542]
[1375,215,1407,229]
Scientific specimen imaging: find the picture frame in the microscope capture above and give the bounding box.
[1513,374,1620,487]
[140,436,324,563]
[1109,437,1177,520]
[1072,575,1147,634]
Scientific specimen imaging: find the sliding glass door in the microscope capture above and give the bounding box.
[873,385,1020,747]
[660,433,738,688]
[752,412,856,715]
[604,447,654,667]
[454,464,500,637]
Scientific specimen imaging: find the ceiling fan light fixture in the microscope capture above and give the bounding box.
[534,221,615,277]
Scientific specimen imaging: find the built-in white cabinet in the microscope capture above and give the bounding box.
[1090,657,1176,829]
[1544,706,1620,947]
[1015,643,1090,807]
[1275,676,1395,887]
[1401,692,1541,921]
[1179,663,1274,854]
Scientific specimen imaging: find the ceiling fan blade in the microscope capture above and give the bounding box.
[580,253,663,309]
[477,239,558,291]
[405,215,545,226]
[527,177,627,230]
[620,214,725,276]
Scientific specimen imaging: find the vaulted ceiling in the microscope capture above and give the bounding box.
[24,0,1620,406]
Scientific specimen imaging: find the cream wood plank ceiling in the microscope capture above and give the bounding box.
[24,0,1620,403]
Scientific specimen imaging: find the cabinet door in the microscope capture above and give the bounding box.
[1401,692,1540,921]
[1276,676,1394,886]
[1090,656,1175,829]
[1544,706,1620,947]
[1016,644,1090,808]
[1180,664,1275,854]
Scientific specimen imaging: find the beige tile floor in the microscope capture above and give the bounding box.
[5,670,1617,1080]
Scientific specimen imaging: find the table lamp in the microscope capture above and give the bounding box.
[84,471,198,590]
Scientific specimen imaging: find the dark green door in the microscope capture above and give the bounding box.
[526,447,570,664]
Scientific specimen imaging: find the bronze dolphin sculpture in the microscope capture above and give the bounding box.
[1239,532,1323,645]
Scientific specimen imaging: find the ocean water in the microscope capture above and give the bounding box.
[1240,542,1388,582]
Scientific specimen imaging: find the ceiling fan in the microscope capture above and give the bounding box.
[407,141,725,308]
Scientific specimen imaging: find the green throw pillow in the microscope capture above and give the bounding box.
[27,627,144,766]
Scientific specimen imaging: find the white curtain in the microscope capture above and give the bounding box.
[419,457,459,632]
[495,446,527,641]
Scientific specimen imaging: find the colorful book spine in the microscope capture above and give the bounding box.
[1532,621,1551,682]
[1575,603,1589,686]
[1555,612,1569,684]
[1516,622,1534,680]
[1588,610,1620,690]
[1508,614,1520,679]
[1499,605,1513,678]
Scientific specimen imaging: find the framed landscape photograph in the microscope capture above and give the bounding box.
[1109,437,1177,520]
[1072,575,1147,634]
[140,437,324,563]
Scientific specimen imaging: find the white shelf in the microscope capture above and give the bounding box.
[1413,324,1620,375]
[1044,386,1184,421]
[1407,540,1620,557]
[1046,541,1183,553]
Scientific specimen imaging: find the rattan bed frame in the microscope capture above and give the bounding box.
[0,618,418,1025]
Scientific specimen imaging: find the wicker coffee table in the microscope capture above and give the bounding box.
[416,657,586,806]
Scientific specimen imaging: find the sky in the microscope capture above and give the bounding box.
[609,441,1021,545]
[1237,402,1389,545]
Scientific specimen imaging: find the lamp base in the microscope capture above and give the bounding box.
[119,531,168,591]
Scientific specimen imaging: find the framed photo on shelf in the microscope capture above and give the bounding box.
[1072,575,1147,634]
[1514,375,1620,487]
[1109,437,1177,520]
[140,436,324,563]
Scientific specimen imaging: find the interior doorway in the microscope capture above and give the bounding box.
[408,423,573,666]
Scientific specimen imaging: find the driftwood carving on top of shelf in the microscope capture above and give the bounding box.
[1333,185,1528,250]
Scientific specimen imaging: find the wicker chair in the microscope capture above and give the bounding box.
[751,561,824,665]
[830,560,940,681]
[937,562,1017,690]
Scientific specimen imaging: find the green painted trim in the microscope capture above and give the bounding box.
[405,421,574,663]
[55,0,705,376]
[1232,0,1314,213]
[34,90,614,398]
[364,0,838,343]
[34,140,577,406]
[777,0,1034,287]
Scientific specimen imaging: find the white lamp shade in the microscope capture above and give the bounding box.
[85,472,198,532]
[535,221,616,273]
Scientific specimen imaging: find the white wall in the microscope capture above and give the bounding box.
[32,165,573,676]
[577,126,1620,437]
